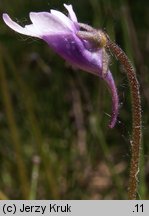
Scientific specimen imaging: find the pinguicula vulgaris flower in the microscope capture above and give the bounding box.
[2,4,119,128]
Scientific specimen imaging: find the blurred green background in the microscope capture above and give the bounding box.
[0,0,148,199]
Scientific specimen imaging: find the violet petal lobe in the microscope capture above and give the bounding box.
[64,4,78,22]
[2,4,119,128]
[2,13,39,37]
[42,33,103,76]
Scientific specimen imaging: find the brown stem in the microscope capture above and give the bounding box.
[107,40,142,199]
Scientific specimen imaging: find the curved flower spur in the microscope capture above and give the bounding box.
[2,4,119,128]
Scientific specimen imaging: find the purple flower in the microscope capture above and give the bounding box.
[2,4,119,128]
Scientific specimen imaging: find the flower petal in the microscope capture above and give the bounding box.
[29,12,72,35]
[3,5,119,128]
[2,13,39,37]
[64,4,78,22]
[42,33,103,76]
[50,9,75,31]
[43,31,118,127]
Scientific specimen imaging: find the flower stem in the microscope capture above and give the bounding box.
[107,40,142,199]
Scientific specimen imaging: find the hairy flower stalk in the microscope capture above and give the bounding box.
[77,24,142,199]
[78,24,142,200]
[107,40,142,199]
